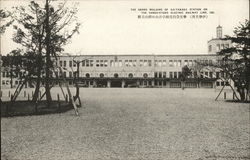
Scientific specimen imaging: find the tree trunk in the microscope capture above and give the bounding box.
[237,88,246,101]
[32,74,41,102]
[10,65,13,88]
[45,0,52,106]
[74,63,80,101]
[32,29,43,102]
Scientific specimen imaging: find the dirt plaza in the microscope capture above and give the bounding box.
[1,88,249,160]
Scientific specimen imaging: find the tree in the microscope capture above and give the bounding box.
[9,1,80,104]
[0,9,13,34]
[217,20,250,101]
[179,65,192,89]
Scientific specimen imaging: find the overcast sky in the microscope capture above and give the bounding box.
[0,0,249,55]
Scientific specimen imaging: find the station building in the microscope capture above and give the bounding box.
[0,26,233,89]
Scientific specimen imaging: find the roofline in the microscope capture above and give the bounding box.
[59,53,218,57]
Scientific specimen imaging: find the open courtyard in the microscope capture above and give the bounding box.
[1,88,250,160]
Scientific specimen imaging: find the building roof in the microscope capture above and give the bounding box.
[59,53,217,57]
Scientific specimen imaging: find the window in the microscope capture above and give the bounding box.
[82,60,85,67]
[216,44,220,51]
[86,60,89,67]
[114,73,119,78]
[221,72,224,78]
[133,60,137,67]
[158,60,162,67]
[177,60,181,66]
[69,72,72,78]
[174,72,177,78]
[173,60,177,67]
[216,81,220,86]
[209,60,212,65]
[90,60,94,67]
[85,73,90,78]
[184,60,188,66]
[110,60,114,67]
[118,60,122,67]
[139,60,143,67]
[154,72,158,78]
[169,72,173,78]
[216,72,220,78]
[125,60,129,67]
[69,61,72,67]
[159,72,162,78]
[163,72,166,78]
[100,60,104,67]
[148,60,152,66]
[73,61,76,67]
[2,72,5,77]
[209,45,212,52]
[162,60,167,66]
[178,72,181,78]
[104,60,108,67]
[64,61,66,67]
[115,61,119,67]
[221,81,224,86]
[96,60,100,67]
[144,60,148,67]
[128,73,133,78]
[188,60,193,66]
[169,60,173,67]
[221,44,224,49]
[209,72,213,78]
[155,60,158,67]
[100,73,104,78]
[60,61,63,67]
[129,60,133,67]
[143,73,148,78]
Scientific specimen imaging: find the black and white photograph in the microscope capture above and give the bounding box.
[0,0,249,159]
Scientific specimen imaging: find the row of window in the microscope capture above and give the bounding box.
[1,72,25,78]
[57,59,210,68]
[1,70,228,79]
[208,43,230,52]
[49,71,222,79]
[2,80,21,85]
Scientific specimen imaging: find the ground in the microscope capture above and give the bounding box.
[1,88,250,160]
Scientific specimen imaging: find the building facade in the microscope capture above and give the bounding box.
[53,54,219,88]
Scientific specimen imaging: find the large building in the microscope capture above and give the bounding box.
[0,26,232,89]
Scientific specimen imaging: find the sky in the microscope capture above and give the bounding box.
[0,0,249,55]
